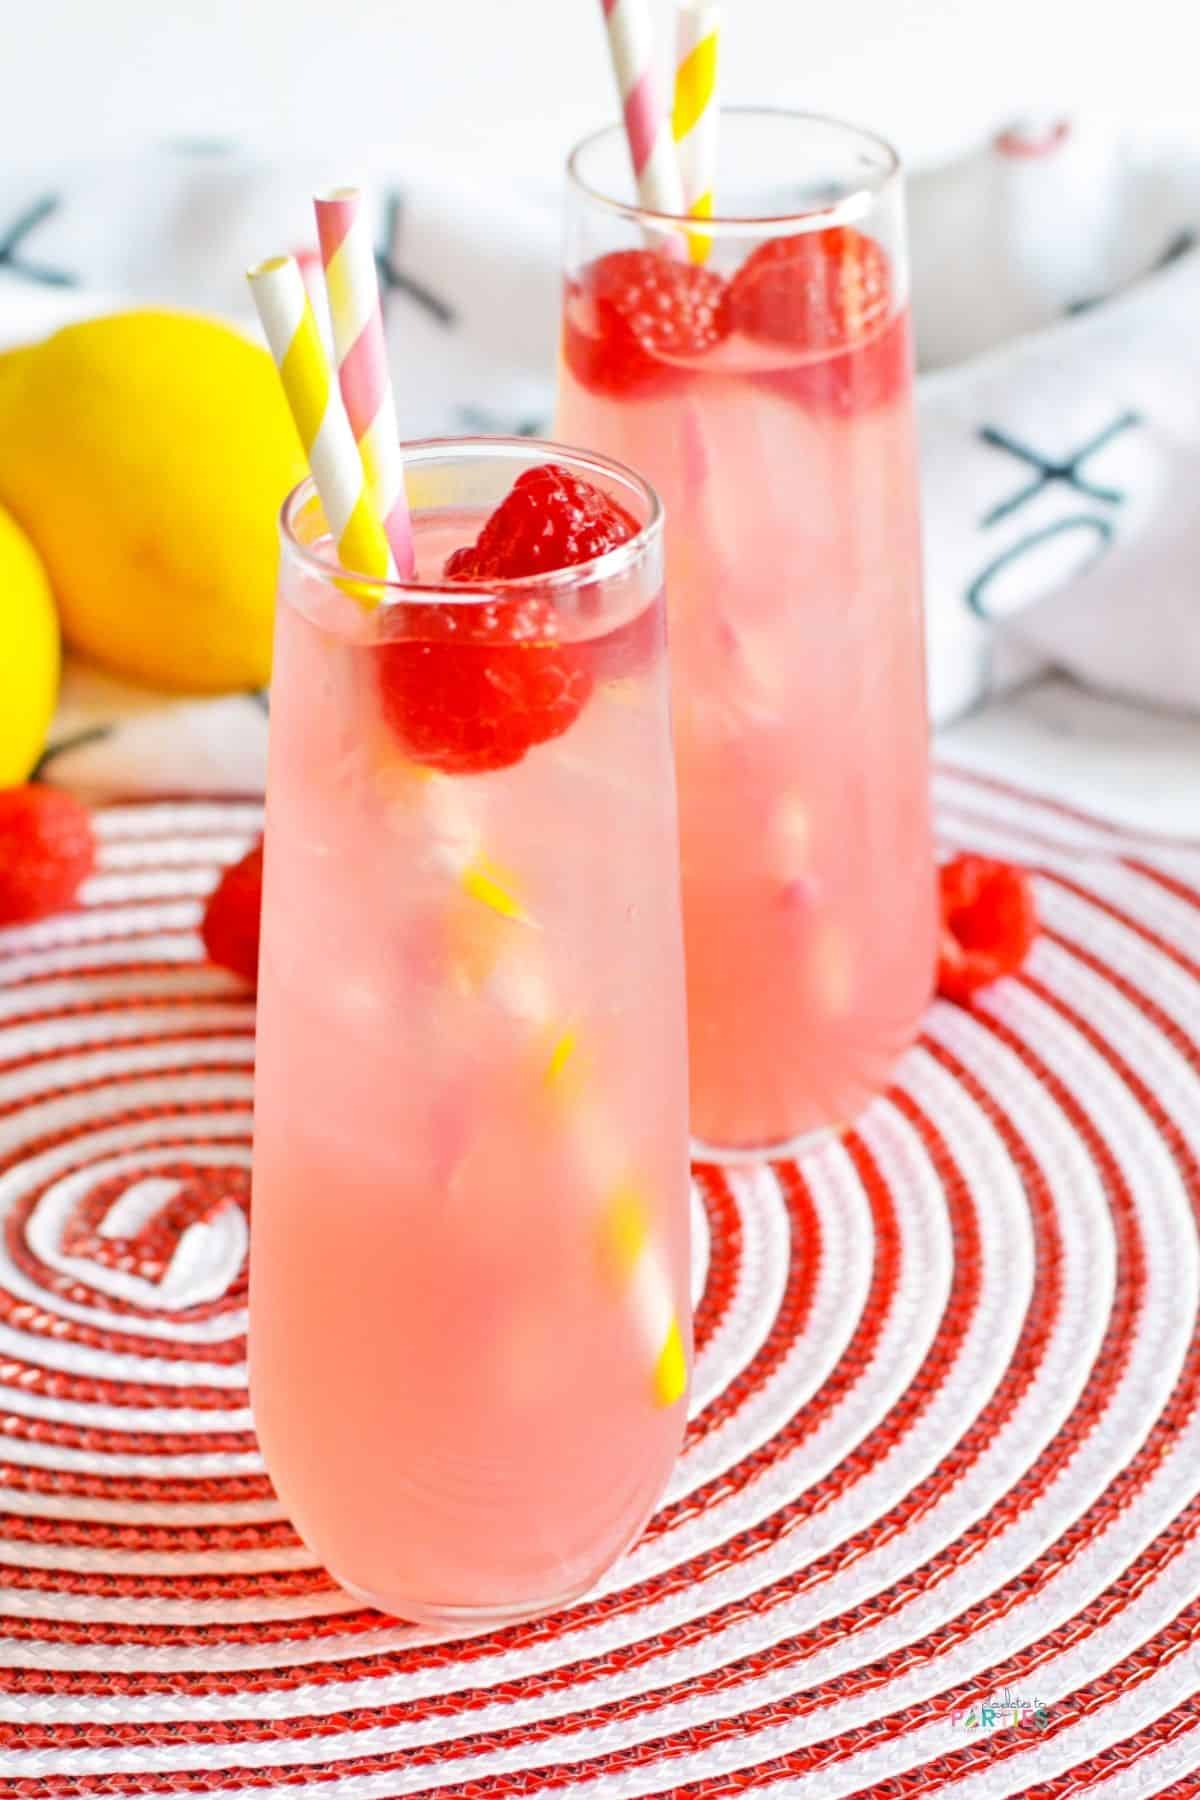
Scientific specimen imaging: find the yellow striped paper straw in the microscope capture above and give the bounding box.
[544,1024,688,1409]
[426,785,687,1411]
[601,1185,688,1408]
[247,255,393,591]
[430,806,686,1409]
[672,0,721,262]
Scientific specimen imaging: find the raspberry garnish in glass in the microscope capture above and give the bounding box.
[557,92,937,1156]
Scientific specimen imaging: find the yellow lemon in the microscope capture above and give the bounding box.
[0,312,306,694]
[0,503,59,785]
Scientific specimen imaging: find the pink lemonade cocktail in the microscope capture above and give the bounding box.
[250,442,691,1627]
[557,110,938,1155]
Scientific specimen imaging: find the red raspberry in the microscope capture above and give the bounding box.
[937,855,1039,1004]
[731,227,891,346]
[378,465,640,775]
[729,226,909,413]
[445,463,639,579]
[201,840,264,988]
[563,249,731,398]
[377,596,593,777]
[0,785,96,925]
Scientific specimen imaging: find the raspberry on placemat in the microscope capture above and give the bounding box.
[202,840,265,987]
[937,854,1039,1002]
[0,784,96,924]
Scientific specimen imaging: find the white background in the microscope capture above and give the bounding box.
[0,0,1190,178]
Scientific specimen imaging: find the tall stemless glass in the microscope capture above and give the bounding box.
[250,439,691,1627]
[556,110,937,1158]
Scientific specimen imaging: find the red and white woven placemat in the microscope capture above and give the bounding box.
[0,766,1198,1799]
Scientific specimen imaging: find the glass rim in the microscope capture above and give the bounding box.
[278,435,664,603]
[566,106,902,236]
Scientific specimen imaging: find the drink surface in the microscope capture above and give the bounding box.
[251,509,691,1623]
[558,287,937,1150]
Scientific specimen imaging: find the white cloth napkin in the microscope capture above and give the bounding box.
[0,125,1196,798]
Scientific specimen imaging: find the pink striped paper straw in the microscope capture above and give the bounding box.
[598,0,685,216]
[314,186,415,579]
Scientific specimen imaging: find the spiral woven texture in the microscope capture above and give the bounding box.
[1,768,1198,1798]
